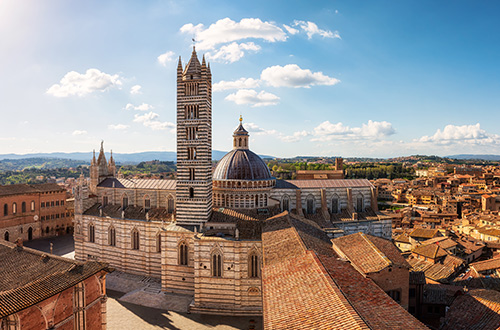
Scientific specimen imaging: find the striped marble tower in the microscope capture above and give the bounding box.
[175,47,213,225]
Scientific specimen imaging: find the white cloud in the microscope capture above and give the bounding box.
[310,120,396,142]
[244,122,277,135]
[418,123,500,146]
[47,69,122,97]
[130,85,142,95]
[206,42,261,63]
[108,124,129,130]
[180,18,287,50]
[260,64,340,88]
[279,130,309,143]
[283,24,299,35]
[133,111,175,131]
[213,78,260,91]
[157,51,176,66]
[125,103,154,111]
[293,20,340,39]
[225,89,280,107]
[72,130,87,136]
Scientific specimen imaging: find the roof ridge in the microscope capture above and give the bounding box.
[360,233,392,268]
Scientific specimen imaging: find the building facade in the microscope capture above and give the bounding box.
[0,183,71,243]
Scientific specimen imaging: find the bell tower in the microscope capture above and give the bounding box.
[175,47,213,225]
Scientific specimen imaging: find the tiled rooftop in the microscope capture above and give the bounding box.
[98,178,176,190]
[0,240,108,318]
[275,178,373,189]
[441,289,500,330]
[0,183,64,197]
[262,211,428,330]
[83,203,173,222]
[332,232,409,274]
[470,257,500,273]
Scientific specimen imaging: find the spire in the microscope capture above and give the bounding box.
[91,149,96,165]
[108,149,115,165]
[202,54,206,67]
[183,46,201,77]
[97,140,107,166]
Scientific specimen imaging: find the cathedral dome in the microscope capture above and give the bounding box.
[213,149,273,181]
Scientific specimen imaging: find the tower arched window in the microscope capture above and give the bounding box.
[89,223,95,243]
[3,203,7,216]
[306,195,315,214]
[332,195,339,214]
[131,229,139,250]
[212,252,222,277]
[167,196,174,213]
[179,242,188,265]
[12,203,17,215]
[21,202,26,213]
[108,226,116,246]
[122,194,128,209]
[282,195,290,212]
[31,200,35,212]
[189,187,194,199]
[249,253,259,278]
[156,232,162,253]
[356,195,364,212]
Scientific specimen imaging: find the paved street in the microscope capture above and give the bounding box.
[24,235,263,330]
[24,234,75,259]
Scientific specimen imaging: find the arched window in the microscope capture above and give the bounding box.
[108,226,116,246]
[46,226,50,234]
[167,196,175,213]
[331,195,339,214]
[131,229,139,250]
[30,201,35,212]
[356,195,364,212]
[306,195,314,214]
[156,233,162,253]
[12,203,17,214]
[4,231,9,241]
[3,203,7,216]
[249,253,259,278]
[89,223,95,243]
[212,252,222,277]
[189,187,194,198]
[144,195,151,209]
[179,242,188,265]
[21,202,26,213]
[122,194,128,209]
[282,195,290,212]
[28,227,33,241]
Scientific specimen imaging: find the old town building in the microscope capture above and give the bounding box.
[0,239,108,330]
[0,183,72,243]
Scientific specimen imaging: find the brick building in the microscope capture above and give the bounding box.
[0,239,108,329]
[0,183,72,243]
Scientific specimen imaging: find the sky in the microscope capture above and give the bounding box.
[1,0,500,158]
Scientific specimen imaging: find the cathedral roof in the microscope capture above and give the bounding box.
[213,149,273,181]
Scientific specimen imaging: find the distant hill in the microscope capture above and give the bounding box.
[0,150,274,165]
[447,154,500,161]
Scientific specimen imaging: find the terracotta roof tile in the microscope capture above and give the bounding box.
[0,241,108,318]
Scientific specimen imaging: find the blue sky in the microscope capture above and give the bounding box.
[1,0,500,158]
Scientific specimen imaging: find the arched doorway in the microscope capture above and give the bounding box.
[4,231,9,241]
[28,227,33,241]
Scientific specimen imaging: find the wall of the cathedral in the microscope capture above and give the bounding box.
[74,214,163,278]
[97,187,175,211]
[190,238,262,315]
[332,218,393,240]
[163,231,196,295]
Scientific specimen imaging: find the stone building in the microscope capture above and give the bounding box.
[0,239,109,330]
[74,48,395,316]
[0,183,72,243]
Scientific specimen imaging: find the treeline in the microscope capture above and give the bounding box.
[118,161,176,178]
[344,163,414,180]
[0,158,87,171]
[0,166,89,185]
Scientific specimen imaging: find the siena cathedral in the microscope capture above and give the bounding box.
[74,48,393,315]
